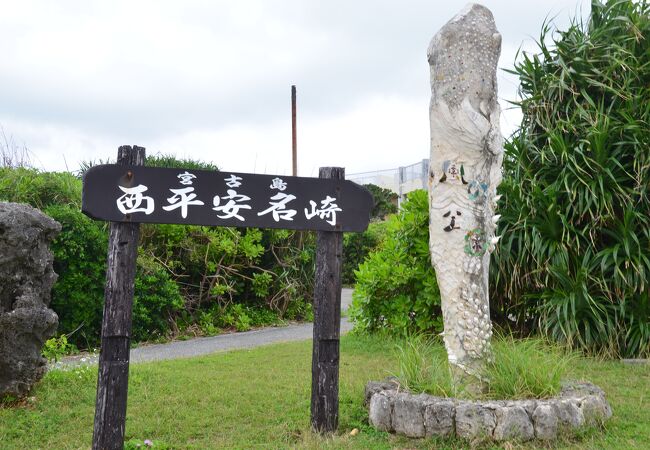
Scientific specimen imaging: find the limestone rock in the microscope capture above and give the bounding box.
[493,406,534,441]
[364,377,399,406]
[580,394,613,425]
[368,391,394,432]
[560,381,607,398]
[428,3,503,378]
[507,399,538,415]
[556,399,585,429]
[455,402,496,440]
[393,392,426,438]
[532,403,559,440]
[365,380,612,442]
[0,202,61,397]
[424,398,455,437]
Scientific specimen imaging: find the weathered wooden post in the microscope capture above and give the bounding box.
[310,167,344,433]
[92,145,145,450]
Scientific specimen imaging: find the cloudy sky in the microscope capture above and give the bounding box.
[1,0,589,177]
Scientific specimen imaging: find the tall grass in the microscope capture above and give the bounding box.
[393,334,577,400]
[484,335,577,399]
[393,333,456,397]
[0,126,31,169]
[492,0,650,358]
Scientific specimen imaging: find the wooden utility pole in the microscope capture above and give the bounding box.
[92,145,145,450]
[310,166,344,433]
[291,85,297,176]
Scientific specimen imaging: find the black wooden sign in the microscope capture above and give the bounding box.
[82,164,372,232]
[88,146,356,449]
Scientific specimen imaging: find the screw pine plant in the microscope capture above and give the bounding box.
[492,0,650,357]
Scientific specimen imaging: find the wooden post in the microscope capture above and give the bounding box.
[310,166,344,433]
[92,145,145,450]
[291,85,297,176]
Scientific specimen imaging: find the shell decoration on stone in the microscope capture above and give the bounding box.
[427,3,504,377]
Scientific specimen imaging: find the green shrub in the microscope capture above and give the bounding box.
[42,335,78,363]
[46,204,108,347]
[46,205,183,347]
[349,190,442,335]
[145,153,219,171]
[132,255,184,342]
[493,0,650,357]
[0,168,81,208]
[2,159,316,348]
[78,152,219,176]
[363,183,398,220]
[342,220,388,285]
[195,303,284,335]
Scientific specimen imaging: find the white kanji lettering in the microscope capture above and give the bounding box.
[162,187,204,218]
[304,195,342,226]
[177,171,197,185]
[269,177,287,191]
[257,193,297,222]
[212,190,252,221]
[224,174,243,188]
[116,184,155,215]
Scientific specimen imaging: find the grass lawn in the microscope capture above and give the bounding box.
[1,334,649,449]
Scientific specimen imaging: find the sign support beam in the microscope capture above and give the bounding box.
[92,145,145,450]
[291,85,297,176]
[310,166,344,433]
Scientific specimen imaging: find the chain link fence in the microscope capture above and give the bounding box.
[348,159,429,206]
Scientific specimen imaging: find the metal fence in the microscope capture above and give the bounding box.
[348,159,429,206]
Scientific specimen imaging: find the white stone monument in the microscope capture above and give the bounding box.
[427,3,503,385]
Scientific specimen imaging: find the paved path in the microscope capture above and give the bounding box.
[57,288,354,368]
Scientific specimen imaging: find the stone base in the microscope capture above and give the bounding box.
[365,380,612,442]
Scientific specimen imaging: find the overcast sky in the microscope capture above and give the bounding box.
[0,0,589,177]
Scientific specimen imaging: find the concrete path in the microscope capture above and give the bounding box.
[57,288,354,368]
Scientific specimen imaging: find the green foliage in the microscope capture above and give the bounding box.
[393,333,456,397]
[124,439,169,449]
[251,272,273,297]
[342,221,388,285]
[350,190,442,335]
[494,0,650,357]
[1,158,314,349]
[42,335,77,363]
[2,334,650,448]
[393,334,575,400]
[0,167,81,208]
[78,152,219,176]
[139,225,314,323]
[484,335,577,400]
[195,303,286,335]
[46,205,183,347]
[132,255,184,342]
[46,204,108,347]
[363,183,398,219]
[145,153,219,171]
